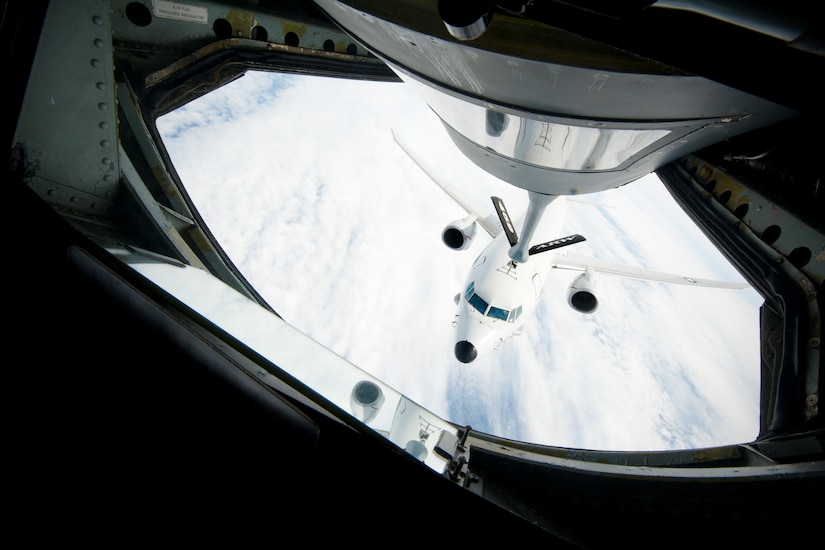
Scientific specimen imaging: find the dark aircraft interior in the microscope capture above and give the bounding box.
[5,1,823,546]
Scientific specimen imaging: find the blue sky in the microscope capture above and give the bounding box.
[157,70,763,451]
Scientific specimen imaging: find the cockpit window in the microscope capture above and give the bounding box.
[487,306,509,321]
[464,281,490,315]
[469,293,489,315]
[465,281,512,320]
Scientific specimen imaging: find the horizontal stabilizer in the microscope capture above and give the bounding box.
[529,234,586,255]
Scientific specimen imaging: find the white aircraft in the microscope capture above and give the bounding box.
[393,130,750,364]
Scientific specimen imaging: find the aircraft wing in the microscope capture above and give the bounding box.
[392,129,502,238]
[551,252,750,290]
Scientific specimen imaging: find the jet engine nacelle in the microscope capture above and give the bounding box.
[442,216,477,250]
[567,272,599,314]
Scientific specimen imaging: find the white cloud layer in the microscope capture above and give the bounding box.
[157,71,763,451]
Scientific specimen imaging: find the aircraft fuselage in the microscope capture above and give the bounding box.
[453,198,568,363]
[454,228,555,364]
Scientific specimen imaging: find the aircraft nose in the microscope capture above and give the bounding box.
[455,341,478,363]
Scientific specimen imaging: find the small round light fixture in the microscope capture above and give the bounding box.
[438,0,494,41]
